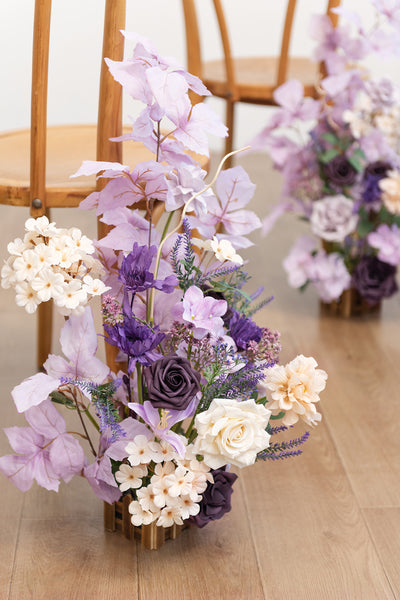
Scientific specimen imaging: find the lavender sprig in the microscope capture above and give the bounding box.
[257,431,310,461]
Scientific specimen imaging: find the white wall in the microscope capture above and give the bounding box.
[0,0,399,152]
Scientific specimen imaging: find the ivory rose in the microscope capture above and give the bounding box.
[194,398,271,469]
[261,355,327,427]
[380,170,400,215]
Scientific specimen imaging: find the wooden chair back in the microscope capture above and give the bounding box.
[30,0,126,219]
[182,0,341,97]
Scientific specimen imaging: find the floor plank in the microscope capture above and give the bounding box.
[241,422,395,600]
[363,508,400,598]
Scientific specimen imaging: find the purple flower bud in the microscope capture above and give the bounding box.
[229,310,262,350]
[352,256,398,305]
[143,354,201,411]
[190,468,238,528]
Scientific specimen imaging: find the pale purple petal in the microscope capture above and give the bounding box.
[71,161,130,178]
[215,166,256,211]
[128,401,160,430]
[12,372,58,413]
[0,454,35,492]
[3,426,44,455]
[162,431,186,458]
[49,434,85,482]
[25,400,66,438]
[31,453,60,491]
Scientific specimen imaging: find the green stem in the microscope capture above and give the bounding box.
[136,363,143,404]
[84,407,100,432]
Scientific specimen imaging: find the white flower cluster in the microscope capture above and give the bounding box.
[343,86,400,154]
[380,170,400,216]
[115,436,213,528]
[1,216,109,315]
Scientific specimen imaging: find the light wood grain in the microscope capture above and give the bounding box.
[363,508,400,598]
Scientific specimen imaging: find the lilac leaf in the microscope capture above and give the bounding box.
[0,454,36,492]
[71,160,130,179]
[4,426,44,455]
[49,434,85,482]
[12,372,59,413]
[215,166,256,211]
[25,399,66,438]
[146,67,189,111]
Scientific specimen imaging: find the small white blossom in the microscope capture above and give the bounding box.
[25,215,57,236]
[7,238,26,256]
[136,484,160,513]
[163,465,194,498]
[157,504,184,527]
[31,269,65,302]
[125,435,158,466]
[54,279,87,310]
[128,500,155,526]
[13,250,40,282]
[15,282,40,313]
[1,258,17,289]
[115,464,147,492]
[82,275,111,296]
[210,236,243,265]
[34,243,57,268]
[176,495,201,520]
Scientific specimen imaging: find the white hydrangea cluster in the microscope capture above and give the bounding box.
[114,435,213,528]
[1,216,109,315]
[343,86,400,154]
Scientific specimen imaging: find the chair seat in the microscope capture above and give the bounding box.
[203,56,319,103]
[0,124,208,209]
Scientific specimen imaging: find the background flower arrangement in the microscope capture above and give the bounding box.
[256,1,400,310]
[0,34,327,543]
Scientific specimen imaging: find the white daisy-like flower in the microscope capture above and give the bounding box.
[190,471,209,497]
[7,238,27,257]
[69,227,95,254]
[15,281,40,313]
[176,495,201,520]
[115,464,147,492]
[54,279,87,310]
[31,269,65,302]
[157,439,178,463]
[34,243,57,268]
[137,484,160,513]
[163,465,194,498]
[23,230,41,247]
[57,244,81,269]
[210,236,243,265]
[125,435,158,466]
[82,275,111,296]
[13,249,40,282]
[1,258,17,289]
[128,500,155,527]
[152,473,177,509]
[157,504,184,527]
[25,215,57,237]
[150,461,175,485]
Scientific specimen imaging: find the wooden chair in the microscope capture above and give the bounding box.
[182,0,341,161]
[0,1,204,370]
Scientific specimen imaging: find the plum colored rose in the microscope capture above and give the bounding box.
[190,468,238,528]
[323,155,358,187]
[143,355,201,410]
[352,256,398,305]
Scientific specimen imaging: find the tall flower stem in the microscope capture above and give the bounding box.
[136,362,144,404]
[73,394,97,457]
[148,146,249,323]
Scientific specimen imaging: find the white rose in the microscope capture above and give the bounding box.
[310,195,358,242]
[194,398,271,469]
[380,170,400,216]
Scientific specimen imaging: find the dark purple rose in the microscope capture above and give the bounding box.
[352,256,398,305]
[143,354,201,410]
[362,161,392,206]
[190,468,238,528]
[323,155,358,187]
[229,310,262,350]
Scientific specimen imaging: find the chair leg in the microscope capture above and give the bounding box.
[224,98,235,168]
[37,299,53,370]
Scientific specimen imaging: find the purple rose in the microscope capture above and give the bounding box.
[352,256,398,305]
[190,468,238,528]
[323,156,358,187]
[143,355,201,410]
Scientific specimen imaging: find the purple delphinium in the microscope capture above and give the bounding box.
[189,468,238,528]
[118,242,177,294]
[352,255,398,305]
[361,161,392,207]
[104,314,165,372]
[228,310,263,350]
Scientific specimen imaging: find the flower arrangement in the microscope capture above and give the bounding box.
[0,33,327,546]
[256,1,400,312]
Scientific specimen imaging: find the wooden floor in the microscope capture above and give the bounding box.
[1,153,400,599]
